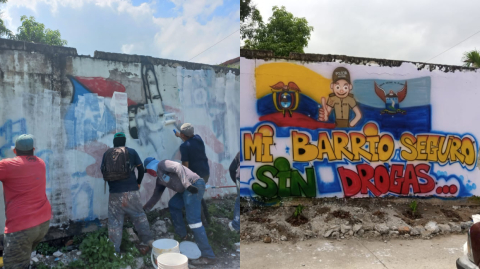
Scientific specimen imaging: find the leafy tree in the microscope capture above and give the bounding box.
[244,6,313,57]
[240,0,262,40]
[462,49,480,68]
[0,0,13,38]
[14,15,67,46]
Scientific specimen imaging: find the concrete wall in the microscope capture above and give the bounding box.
[0,39,240,232]
[240,50,480,204]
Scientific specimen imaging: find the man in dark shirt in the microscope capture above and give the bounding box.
[101,132,153,253]
[175,123,210,182]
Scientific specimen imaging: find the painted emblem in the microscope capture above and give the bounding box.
[270,81,301,117]
[374,81,408,114]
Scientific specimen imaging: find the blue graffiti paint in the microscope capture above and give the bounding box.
[0,118,27,157]
[285,146,290,155]
[65,77,116,148]
[292,162,310,173]
[313,161,343,194]
[71,171,88,178]
[431,169,472,197]
[71,182,97,221]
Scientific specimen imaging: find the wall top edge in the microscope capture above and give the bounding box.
[240,49,478,73]
[0,38,239,74]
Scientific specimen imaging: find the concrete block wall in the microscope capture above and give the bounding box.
[0,39,240,232]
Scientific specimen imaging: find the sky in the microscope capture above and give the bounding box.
[253,0,480,66]
[1,0,239,65]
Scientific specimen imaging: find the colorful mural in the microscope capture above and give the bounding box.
[240,60,479,203]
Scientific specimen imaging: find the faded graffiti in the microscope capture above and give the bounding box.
[240,60,479,202]
[0,119,27,157]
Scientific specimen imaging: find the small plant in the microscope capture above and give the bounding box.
[409,200,418,216]
[293,204,304,218]
[36,242,57,256]
[78,227,138,269]
[32,262,50,269]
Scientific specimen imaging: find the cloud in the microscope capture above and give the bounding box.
[2,0,239,65]
[121,43,135,54]
[253,0,480,66]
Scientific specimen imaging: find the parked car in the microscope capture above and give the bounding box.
[457,222,480,269]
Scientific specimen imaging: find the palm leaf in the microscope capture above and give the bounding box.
[462,50,480,68]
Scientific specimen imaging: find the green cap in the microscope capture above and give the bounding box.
[114,132,126,138]
[15,134,34,151]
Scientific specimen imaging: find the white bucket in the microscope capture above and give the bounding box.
[157,253,189,269]
[151,239,180,269]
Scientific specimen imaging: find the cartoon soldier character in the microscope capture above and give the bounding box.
[318,67,362,127]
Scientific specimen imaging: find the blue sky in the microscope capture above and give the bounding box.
[1,0,239,65]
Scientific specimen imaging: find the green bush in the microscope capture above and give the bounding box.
[78,228,138,269]
[35,242,57,256]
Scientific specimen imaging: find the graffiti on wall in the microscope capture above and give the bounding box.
[0,50,239,231]
[241,62,478,202]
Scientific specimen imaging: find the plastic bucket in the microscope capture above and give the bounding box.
[157,253,189,269]
[151,239,180,269]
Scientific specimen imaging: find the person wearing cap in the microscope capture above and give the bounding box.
[143,157,216,265]
[0,134,52,268]
[175,123,210,182]
[101,132,154,253]
[319,67,362,128]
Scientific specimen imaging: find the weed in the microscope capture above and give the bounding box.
[205,221,240,254]
[409,201,418,216]
[36,242,57,256]
[79,227,138,269]
[208,202,234,219]
[32,262,50,269]
[68,259,86,268]
[293,204,304,218]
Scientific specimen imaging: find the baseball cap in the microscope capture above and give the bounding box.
[15,134,34,151]
[180,123,194,137]
[114,132,126,138]
[332,67,351,84]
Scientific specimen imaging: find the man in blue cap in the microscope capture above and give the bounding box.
[101,132,154,253]
[0,134,52,268]
[143,157,216,265]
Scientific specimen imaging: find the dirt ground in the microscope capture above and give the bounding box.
[240,197,480,243]
[26,194,239,269]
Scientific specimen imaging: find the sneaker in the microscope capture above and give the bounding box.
[190,257,216,265]
[228,221,235,232]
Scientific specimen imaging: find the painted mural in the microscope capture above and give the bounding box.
[0,48,239,232]
[240,60,479,203]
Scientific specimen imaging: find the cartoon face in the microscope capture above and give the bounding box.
[330,79,352,98]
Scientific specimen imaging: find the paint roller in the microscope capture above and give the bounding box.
[163,113,176,125]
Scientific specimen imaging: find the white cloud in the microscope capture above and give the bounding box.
[2,0,238,65]
[253,0,480,66]
[121,43,135,54]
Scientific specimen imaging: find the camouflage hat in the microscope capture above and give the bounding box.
[332,67,351,84]
[15,134,34,151]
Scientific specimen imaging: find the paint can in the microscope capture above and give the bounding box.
[157,253,188,269]
[150,239,180,269]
